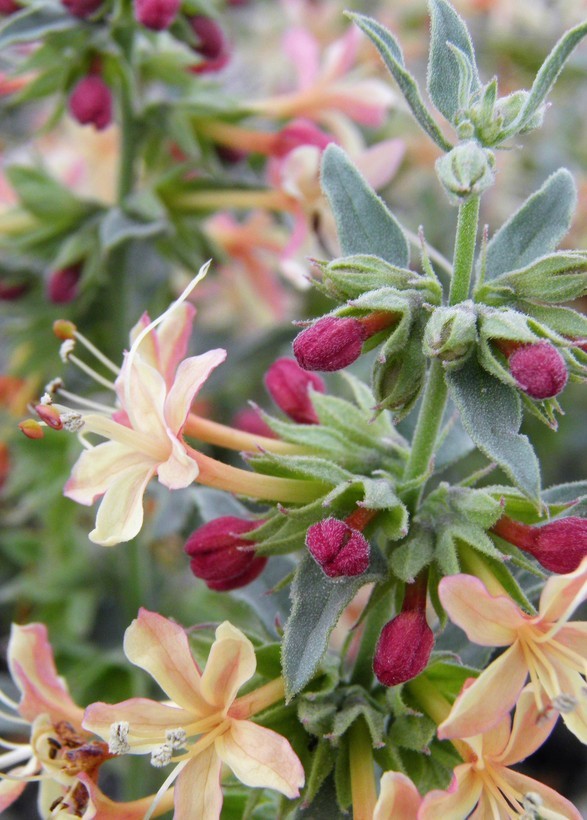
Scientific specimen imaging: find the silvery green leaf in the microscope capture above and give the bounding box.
[523,304,587,339]
[427,0,480,123]
[447,355,541,502]
[321,145,410,267]
[0,6,75,49]
[481,252,587,304]
[390,529,434,582]
[482,169,576,281]
[347,13,453,152]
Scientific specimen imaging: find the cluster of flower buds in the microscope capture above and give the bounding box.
[184,516,267,591]
[491,514,587,574]
[264,358,325,424]
[68,73,112,131]
[306,508,375,578]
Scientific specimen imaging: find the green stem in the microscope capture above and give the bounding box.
[117,76,136,202]
[349,718,377,820]
[448,195,481,305]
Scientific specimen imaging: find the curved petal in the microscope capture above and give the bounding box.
[216,719,304,798]
[355,139,405,191]
[439,575,525,645]
[156,302,196,385]
[117,354,168,439]
[0,759,36,812]
[64,442,147,505]
[546,663,587,744]
[157,435,199,489]
[374,771,421,820]
[323,81,395,127]
[123,609,211,715]
[164,350,226,435]
[500,769,582,820]
[8,623,83,726]
[200,622,256,712]
[128,312,158,371]
[554,622,587,657]
[175,747,223,820]
[539,558,587,622]
[321,27,359,82]
[89,464,154,546]
[83,697,194,749]
[418,765,482,820]
[283,28,320,90]
[497,685,558,766]
[438,643,528,740]
[78,772,175,819]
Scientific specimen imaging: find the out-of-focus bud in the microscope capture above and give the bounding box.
[0,1,20,14]
[373,610,434,686]
[436,140,495,205]
[0,280,29,300]
[264,357,325,424]
[62,0,103,17]
[134,0,180,30]
[306,510,373,578]
[233,407,276,438]
[53,319,77,340]
[18,419,44,440]
[273,119,333,158]
[69,76,112,131]
[293,317,367,372]
[189,15,229,73]
[47,265,82,304]
[184,516,267,591]
[423,303,477,366]
[507,341,568,400]
[492,515,587,574]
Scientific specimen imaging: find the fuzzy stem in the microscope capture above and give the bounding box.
[184,413,308,455]
[349,718,377,820]
[448,195,481,305]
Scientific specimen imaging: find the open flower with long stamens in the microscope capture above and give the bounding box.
[437,558,587,743]
[83,609,305,819]
[420,685,581,819]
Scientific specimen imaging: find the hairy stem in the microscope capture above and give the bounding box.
[449,195,481,305]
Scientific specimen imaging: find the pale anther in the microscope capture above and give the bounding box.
[165,728,186,749]
[44,378,64,395]
[40,393,53,406]
[61,412,85,433]
[108,721,130,755]
[60,340,75,362]
[552,693,578,713]
[150,743,172,768]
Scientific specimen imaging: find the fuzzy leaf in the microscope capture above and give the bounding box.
[427,0,480,123]
[446,356,541,502]
[349,13,453,151]
[482,252,587,304]
[390,528,434,582]
[321,145,410,267]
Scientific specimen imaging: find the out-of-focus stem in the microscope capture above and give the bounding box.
[349,719,377,820]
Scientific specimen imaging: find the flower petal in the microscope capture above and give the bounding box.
[200,622,257,711]
[500,769,582,820]
[0,758,37,812]
[497,685,558,765]
[554,622,587,657]
[216,719,304,798]
[156,435,200,489]
[89,463,154,546]
[283,28,320,90]
[546,663,587,743]
[155,302,196,386]
[539,556,587,623]
[355,139,405,191]
[82,697,194,750]
[374,771,421,820]
[123,609,211,714]
[8,623,83,726]
[439,575,525,645]
[129,311,159,371]
[174,747,223,820]
[78,772,176,819]
[419,765,482,820]
[64,441,148,505]
[164,350,226,435]
[438,643,528,740]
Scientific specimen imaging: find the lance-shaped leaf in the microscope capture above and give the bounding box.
[481,169,576,281]
[321,145,409,267]
[480,252,587,305]
[427,0,480,123]
[347,12,453,152]
[282,551,386,698]
[446,355,541,502]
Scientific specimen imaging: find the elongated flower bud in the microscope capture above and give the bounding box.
[492,515,587,574]
[507,341,568,400]
[293,317,368,372]
[69,76,112,131]
[189,15,229,73]
[306,516,370,578]
[273,119,332,158]
[134,0,180,30]
[47,265,82,304]
[264,358,325,424]
[62,0,103,17]
[184,516,267,591]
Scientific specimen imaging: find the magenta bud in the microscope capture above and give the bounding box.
[373,611,434,687]
[306,518,370,578]
[273,119,333,158]
[493,515,587,574]
[0,1,20,13]
[293,316,368,372]
[184,516,267,591]
[264,357,325,424]
[69,76,112,131]
[134,0,180,30]
[190,15,227,60]
[0,280,29,300]
[62,0,103,17]
[47,265,82,304]
[233,408,276,439]
[508,341,568,400]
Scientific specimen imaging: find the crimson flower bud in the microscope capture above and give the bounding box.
[508,341,568,400]
[264,357,325,424]
[0,1,20,13]
[134,0,180,30]
[62,0,103,17]
[0,281,28,300]
[233,407,276,439]
[184,516,267,591]
[373,610,434,687]
[69,76,112,131]
[492,515,587,574]
[190,15,227,60]
[273,119,333,158]
[47,265,82,304]
[306,517,370,578]
[293,317,368,372]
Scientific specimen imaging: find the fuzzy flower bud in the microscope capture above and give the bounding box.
[423,303,477,366]
[134,0,180,30]
[373,610,434,687]
[264,357,325,424]
[507,341,568,400]
[293,317,368,372]
[69,76,112,131]
[306,517,370,578]
[47,265,82,304]
[492,515,587,574]
[62,0,103,17]
[436,140,495,205]
[184,516,267,591]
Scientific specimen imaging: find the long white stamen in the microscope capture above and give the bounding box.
[74,331,120,375]
[56,388,115,414]
[0,688,19,711]
[144,761,187,820]
[68,355,117,391]
[0,745,33,769]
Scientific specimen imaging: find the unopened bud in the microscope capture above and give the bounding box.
[184,516,267,591]
[492,515,587,574]
[436,140,495,204]
[189,16,229,73]
[53,320,77,340]
[306,517,370,578]
[35,403,63,430]
[508,341,568,400]
[18,419,44,440]
[423,303,477,366]
[273,119,332,158]
[373,610,434,686]
[47,265,82,304]
[0,1,20,14]
[233,408,276,439]
[69,76,112,131]
[0,281,28,300]
[62,0,103,17]
[293,316,368,372]
[264,358,325,424]
[134,0,180,30]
